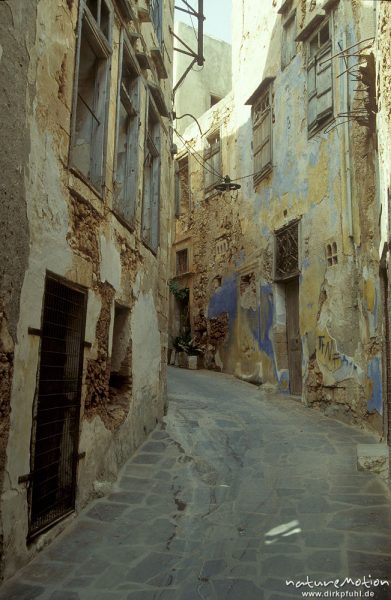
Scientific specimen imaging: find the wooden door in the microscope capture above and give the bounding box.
[285,278,302,396]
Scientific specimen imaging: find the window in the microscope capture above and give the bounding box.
[216,237,228,256]
[213,276,222,290]
[252,86,272,183]
[204,131,221,192]
[150,0,163,45]
[326,242,338,266]
[142,98,160,251]
[70,1,111,190]
[176,249,189,275]
[210,94,222,107]
[175,155,190,216]
[307,20,333,134]
[113,37,140,226]
[275,221,300,280]
[282,12,296,69]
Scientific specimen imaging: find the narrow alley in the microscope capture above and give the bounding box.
[1,367,391,600]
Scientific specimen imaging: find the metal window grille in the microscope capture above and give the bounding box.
[326,242,338,266]
[275,221,299,280]
[29,276,87,538]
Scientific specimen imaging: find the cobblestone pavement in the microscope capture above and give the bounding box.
[2,367,391,600]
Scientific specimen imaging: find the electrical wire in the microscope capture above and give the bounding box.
[176,133,223,180]
[174,125,278,182]
[230,170,265,182]
[174,128,224,179]
[188,0,199,44]
[175,129,221,176]
[175,127,273,184]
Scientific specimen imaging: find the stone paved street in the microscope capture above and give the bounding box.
[1,367,391,600]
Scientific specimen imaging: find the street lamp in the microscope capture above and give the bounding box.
[214,175,241,192]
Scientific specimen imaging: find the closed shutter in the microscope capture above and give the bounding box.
[307,58,317,129]
[253,105,271,174]
[205,138,220,190]
[316,44,333,120]
[151,156,160,251]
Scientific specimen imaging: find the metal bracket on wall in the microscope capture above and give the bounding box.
[28,327,42,337]
[172,0,205,95]
[18,473,33,484]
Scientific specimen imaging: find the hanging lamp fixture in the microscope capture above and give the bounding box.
[214,175,241,192]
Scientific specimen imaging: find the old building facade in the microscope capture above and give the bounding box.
[170,0,384,433]
[173,22,232,134]
[0,0,173,579]
[377,1,391,447]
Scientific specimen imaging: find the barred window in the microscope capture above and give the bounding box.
[275,221,300,280]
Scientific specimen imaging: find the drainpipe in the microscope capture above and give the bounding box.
[342,28,354,241]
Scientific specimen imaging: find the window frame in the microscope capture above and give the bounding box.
[204,130,221,194]
[141,94,161,254]
[150,0,163,46]
[175,153,190,217]
[307,18,334,136]
[281,10,297,70]
[252,85,273,185]
[176,248,189,276]
[69,0,112,194]
[113,31,141,229]
[274,220,301,282]
[326,241,338,266]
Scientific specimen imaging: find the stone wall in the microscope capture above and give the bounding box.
[0,0,173,581]
[171,0,382,433]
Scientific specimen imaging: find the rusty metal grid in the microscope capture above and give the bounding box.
[29,275,86,538]
[275,221,299,280]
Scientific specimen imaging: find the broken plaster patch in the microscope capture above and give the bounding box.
[131,290,161,397]
[357,443,389,480]
[316,327,363,386]
[100,233,121,291]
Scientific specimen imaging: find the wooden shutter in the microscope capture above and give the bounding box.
[253,96,271,174]
[316,44,333,120]
[205,136,220,190]
[307,58,317,129]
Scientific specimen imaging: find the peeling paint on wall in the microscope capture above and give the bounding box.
[171,0,381,433]
[367,356,382,414]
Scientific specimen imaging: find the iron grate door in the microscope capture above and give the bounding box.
[29,276,87,538]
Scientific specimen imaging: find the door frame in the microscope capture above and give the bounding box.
[27,273,87,540]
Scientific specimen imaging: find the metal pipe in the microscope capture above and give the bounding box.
[197,0,204,66]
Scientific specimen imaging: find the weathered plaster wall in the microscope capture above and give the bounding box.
[0,0,173,580]
[0,0,38,576]
[172,0,381,432]
[377,1,391,256]
[174,22,232,134]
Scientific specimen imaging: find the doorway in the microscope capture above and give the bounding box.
[29,275,87,538]
[285,278,302,396]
